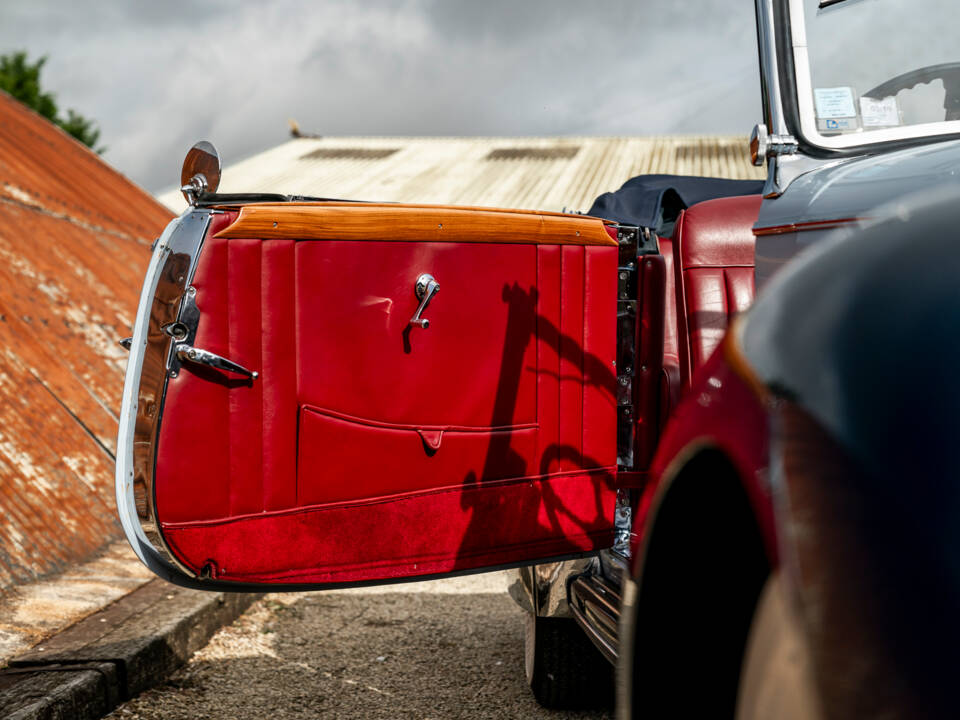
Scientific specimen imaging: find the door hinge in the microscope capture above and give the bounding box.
[615,226,658,471]
[616,226,638,469]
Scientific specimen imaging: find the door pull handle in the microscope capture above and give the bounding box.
[409,273,439,329]
[175,345,259,380]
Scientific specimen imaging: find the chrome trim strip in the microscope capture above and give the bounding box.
[757,0,788,138]
[756,0,843,196]
[569,602,618,664]
[116,209,213,585]
[570,576,620,629]
[568,573,621,664]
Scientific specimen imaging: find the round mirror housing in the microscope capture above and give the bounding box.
[750,124,799,167]
[180,141,221,205]
[750,124,769,167]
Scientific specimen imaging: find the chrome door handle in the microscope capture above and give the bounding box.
[409,273,439,329]
[175,344,259,379]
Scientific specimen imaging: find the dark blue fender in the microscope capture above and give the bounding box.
[741,189,960,717]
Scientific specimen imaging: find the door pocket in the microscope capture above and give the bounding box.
[297,406,538,507]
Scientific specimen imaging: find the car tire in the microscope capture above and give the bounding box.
[523,612,613,710]
[735,572,823,720]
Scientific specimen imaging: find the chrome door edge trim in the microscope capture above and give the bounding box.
[116,209,212,588]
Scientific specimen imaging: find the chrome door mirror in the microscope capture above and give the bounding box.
[180,140,221,204]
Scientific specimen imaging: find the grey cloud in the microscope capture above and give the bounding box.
[0,0,761,193]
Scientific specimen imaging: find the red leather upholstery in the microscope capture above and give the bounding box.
[633,254,665,470]
[657,237,682,426]
[161,468,615,584]
[155,225,619,584]
[672,196,761,386]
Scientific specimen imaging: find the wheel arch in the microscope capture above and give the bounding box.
[618,445,771,717]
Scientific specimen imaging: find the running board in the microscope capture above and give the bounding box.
[569,573,621,663]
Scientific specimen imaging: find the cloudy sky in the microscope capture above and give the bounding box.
[1,0,761,193]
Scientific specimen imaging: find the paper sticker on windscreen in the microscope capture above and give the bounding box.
[860,96,900,128]
[815,87,859,133]
[814,87,857,118]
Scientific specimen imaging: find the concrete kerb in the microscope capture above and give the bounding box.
[0,578,261,719]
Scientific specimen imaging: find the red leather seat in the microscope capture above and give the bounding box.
[672,195,762,386]
[657,236,682,426]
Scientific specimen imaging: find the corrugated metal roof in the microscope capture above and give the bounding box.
[0,91,172,590]
[158,135,764,214]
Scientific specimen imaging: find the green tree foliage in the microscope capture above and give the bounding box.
[0,51,57,121]
[0,51,105,153]
[58,108,102,153]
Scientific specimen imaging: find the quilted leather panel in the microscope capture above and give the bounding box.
[154,219,618,584]
[260,240,298,511]
[536,245,561,470]
[673,195,760,385]
[582,246,618,470]
[658,236,681,408]
[658,237,679,369]
[684,266,756,371]
[676,195,761,270]
[559,246,585,470]
[226,238,264,517]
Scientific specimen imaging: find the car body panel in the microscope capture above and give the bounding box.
[754,139,960,286]
[741,191,960,716]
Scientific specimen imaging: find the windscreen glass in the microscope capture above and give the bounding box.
[794,0,960,146]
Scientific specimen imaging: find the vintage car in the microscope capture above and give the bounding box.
[117,0,960,717]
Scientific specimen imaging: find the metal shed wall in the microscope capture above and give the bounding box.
[158,135,763,213]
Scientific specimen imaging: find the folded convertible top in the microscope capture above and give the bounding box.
[588,174,764,234]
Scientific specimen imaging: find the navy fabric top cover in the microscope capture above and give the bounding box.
[587,174,764,231]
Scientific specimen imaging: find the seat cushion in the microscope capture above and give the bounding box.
[673,195,762,385]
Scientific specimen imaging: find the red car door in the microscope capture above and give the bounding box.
[117,202,619,588]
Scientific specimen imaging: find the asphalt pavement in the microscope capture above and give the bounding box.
[103,572,613,720]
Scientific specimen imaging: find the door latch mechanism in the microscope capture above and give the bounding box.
[409,273,439,329]
[175,345,259,380]
[164,287,258,380]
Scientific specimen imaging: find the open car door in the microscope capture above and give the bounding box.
[117,201,620,589]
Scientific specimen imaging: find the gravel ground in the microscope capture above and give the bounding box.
[105,575,613,720]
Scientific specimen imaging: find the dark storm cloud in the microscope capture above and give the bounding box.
[0,0,760,192]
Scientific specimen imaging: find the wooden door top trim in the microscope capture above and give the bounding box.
[213,202,618,246]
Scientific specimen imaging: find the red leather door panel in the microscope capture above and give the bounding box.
[295,241,538,429]
[153,208,618,586]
